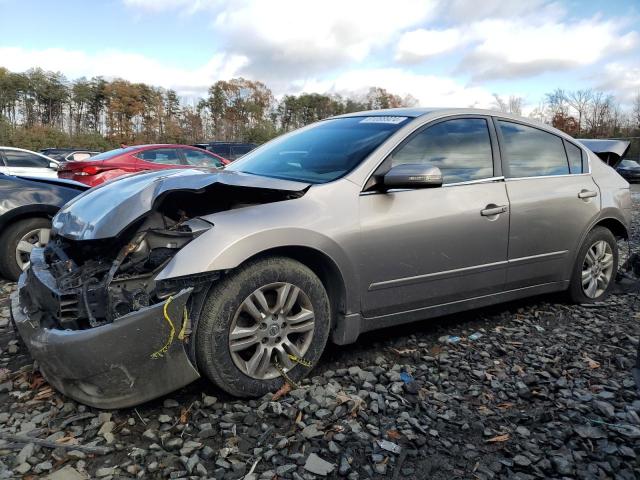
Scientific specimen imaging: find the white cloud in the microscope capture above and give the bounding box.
[464,17,638,80]
[395,28,469,63]
[213,0,438,77]
[598,62,640,102]
[296,68,496,108]
[434,0,562,23]
[124,0,439,77]
[0,47,247,96]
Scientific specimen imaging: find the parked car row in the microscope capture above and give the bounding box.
[5,107,634,408]
[0,141,256,279]
[57,144,228,186]
[0,141,256,185]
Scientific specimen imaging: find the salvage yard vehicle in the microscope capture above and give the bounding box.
[57,144,227,187]
[11,108,631,408]
[0,173,87,281]
[616,159,640,183]
[0,147,60,178]
[578,138,631,167]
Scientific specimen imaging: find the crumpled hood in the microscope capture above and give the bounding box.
[52,169,309,240]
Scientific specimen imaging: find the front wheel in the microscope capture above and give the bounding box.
[0,217,51,281]
[569,226,618,303]
[195,256,331,397]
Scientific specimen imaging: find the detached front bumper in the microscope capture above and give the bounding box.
[11,274,200,409]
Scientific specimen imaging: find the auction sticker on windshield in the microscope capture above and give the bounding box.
[359,116,408,124]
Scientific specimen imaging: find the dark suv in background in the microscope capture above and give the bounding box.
[193,142,257,161]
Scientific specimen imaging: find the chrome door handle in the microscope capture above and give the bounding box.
[578,190,598,199]
[481,205,508,216]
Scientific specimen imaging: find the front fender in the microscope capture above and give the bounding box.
[155,187,361,314]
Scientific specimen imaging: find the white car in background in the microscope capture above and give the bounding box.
[0,147,59,178]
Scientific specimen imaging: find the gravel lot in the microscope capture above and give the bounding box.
[1,187,640,480]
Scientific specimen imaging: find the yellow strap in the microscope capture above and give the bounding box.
[274,361,299,389]
[178,306,188,341]
[151,296,176,359]
[288,354,312,367]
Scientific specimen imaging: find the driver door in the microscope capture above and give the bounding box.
[358,116,510,318]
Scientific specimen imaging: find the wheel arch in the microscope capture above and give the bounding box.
[565,213,628,281]
[240,245,348,330]
[593,216,629,240]
[0,205,57,234]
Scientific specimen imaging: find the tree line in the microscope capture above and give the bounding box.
[0,67,416,150]
[0,66,639,153]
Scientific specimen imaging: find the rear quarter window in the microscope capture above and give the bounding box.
[564,141,584,174]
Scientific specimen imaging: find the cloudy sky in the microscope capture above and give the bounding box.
[1,0,638,109]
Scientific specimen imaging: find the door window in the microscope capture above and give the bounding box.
[564,141,584,174]
[3,150,50,168]
[498,121,570,177]
[183,149,223,168]
[136,148,180,165]
[391,118,494,184]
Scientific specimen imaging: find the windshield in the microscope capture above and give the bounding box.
[227,116,409,183]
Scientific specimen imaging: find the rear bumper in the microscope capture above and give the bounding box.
[11,274,200,409]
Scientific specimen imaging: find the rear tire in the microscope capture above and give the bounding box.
[569,226,618,303]
[0,217,51,282]
[195,256,331,397]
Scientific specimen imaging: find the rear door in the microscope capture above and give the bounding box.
[3,150,57,178]
[495,119,600,289]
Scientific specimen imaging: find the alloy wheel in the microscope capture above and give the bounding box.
[581,240,614,299]
[229,282,315,380]
[15,228,50,271]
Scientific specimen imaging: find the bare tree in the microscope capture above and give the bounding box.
[633,91,640,130]
[492,94,523,115]
[565,89,592,135]
[508,96,523,116]
[585,91,615,137]
[545,88,569,118]
[492,93,508,112]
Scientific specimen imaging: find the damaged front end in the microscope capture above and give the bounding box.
[11,169,309,408]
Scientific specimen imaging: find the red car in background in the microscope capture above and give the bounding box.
[57,144,229,187]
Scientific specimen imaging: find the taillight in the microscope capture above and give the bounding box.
[75,166,102,176]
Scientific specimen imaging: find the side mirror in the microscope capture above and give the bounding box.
[383,164,443,190]
[49,162,59,170]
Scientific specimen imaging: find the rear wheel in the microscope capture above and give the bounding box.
[0,218,51,281]
[195,256,331,397]
[569,226,618,303]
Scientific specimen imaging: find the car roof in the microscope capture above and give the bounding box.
[134,144,201,148]
[333,107,543,120]
[0,146,58,161]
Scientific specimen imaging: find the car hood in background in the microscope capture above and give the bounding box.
[52,169,310,241]
[577,139,631,168]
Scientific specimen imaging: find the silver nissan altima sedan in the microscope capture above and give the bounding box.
[12,108,632,407]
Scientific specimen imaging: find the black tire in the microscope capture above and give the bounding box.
[195,256,331,397]
[569,226,618,303]
[0,217,51,282]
